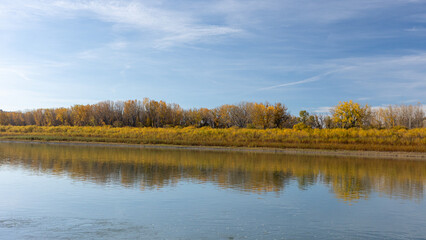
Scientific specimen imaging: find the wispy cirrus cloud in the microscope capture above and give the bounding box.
[259,68,353,91]
[0,0,242,48]
[312,106,332,113]
[259,75,323,91]
[210,0,424,26]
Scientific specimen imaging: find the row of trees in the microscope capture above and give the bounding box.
[0,99,292,129]
[0,99,424,129]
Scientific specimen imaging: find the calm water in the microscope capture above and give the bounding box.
[0,142,425,240]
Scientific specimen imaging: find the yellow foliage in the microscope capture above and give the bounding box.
[332,100,369,128]
[0,125,425,152]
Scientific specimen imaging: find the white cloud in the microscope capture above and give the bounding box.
[107,40,128,50]
[312,106,332,113]
[154,26,241,48]
[1,0,422,48]
[77,50,98,60]
[0,0,242,48]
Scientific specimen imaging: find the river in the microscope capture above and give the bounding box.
[0,142,425,239]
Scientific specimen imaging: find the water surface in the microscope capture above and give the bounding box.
[0,142,425,239]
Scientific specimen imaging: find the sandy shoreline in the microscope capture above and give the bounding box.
[0,139,425,160]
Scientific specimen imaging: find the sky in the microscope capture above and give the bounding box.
[0,0,425,113]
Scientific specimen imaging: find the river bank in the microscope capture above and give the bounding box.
[0,126,425,159]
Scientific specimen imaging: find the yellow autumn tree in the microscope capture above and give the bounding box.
[71,104,91,126]
[55,108,70,126]
[123,100,139,127]
[331,100,369,129]
[251,103,267,129]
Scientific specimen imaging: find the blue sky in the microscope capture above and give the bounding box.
[0,0,425,113]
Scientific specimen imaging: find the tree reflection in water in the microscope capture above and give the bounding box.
[0,142,424,202]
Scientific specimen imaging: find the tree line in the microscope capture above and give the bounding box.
[0,99,424,129]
